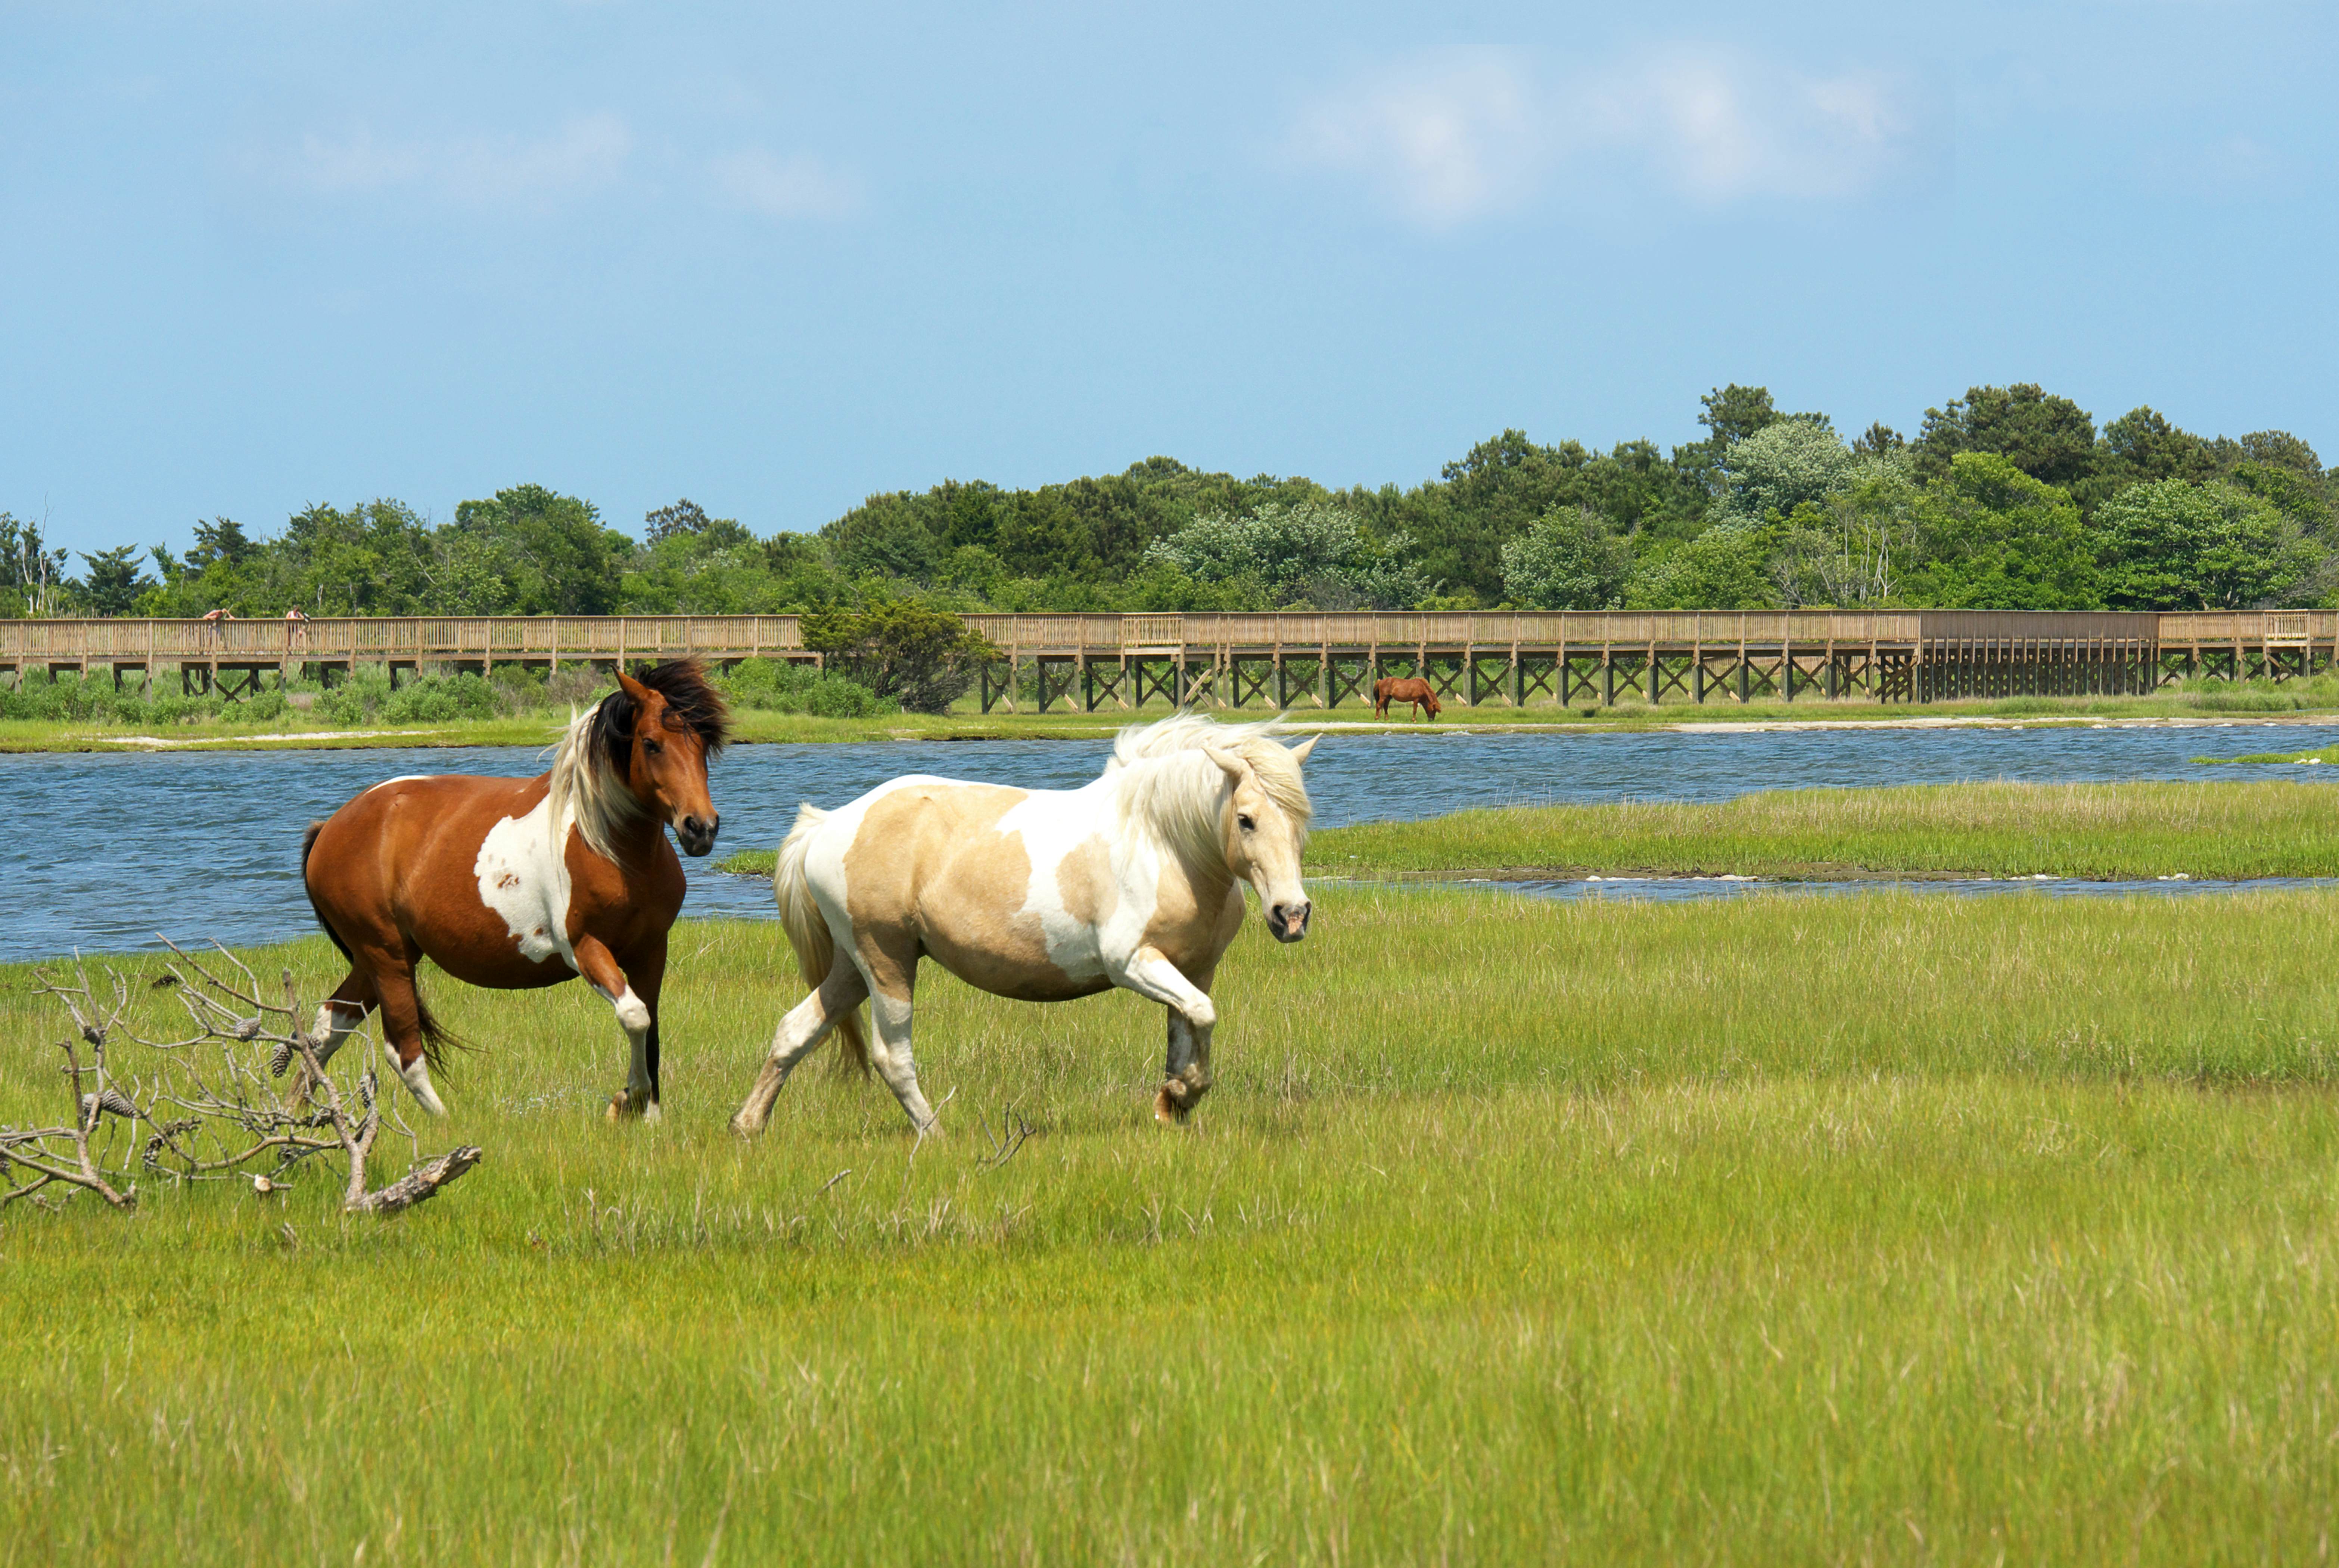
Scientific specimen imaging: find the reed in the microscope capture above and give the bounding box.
[1,885,2335,1561]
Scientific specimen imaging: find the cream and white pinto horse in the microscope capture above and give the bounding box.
[730,715,1318,1137]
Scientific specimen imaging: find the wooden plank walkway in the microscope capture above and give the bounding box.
[0,610,2328,709]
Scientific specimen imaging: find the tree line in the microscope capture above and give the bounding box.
[4,383,2330,619]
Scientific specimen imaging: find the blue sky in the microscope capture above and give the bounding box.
[4,1,2334,556]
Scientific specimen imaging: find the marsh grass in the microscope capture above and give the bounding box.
[1305,778,2339,881]
[12,669,2339,753]
[3,888,2337,1561]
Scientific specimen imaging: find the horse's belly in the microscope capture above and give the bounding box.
[917,924,1108,1004]
[424,931,573,990]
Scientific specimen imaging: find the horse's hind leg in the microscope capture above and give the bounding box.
[310,973,377,1068]
[731,957,870,1138]
[371,963,448,1116]
[855,937,941,1135]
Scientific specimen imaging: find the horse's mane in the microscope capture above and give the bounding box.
[1106,712,1314,871]
[548,660,732,861]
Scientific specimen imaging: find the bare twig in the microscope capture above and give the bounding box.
[976,1103,1038,1170]
[7,949,482,1219]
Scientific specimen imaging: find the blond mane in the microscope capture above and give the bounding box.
[1105,712,1315,871]
[545,699,641,862]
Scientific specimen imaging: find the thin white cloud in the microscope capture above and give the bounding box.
[1285,50,1542,229]
[710,148,862,221]
[1593,51,1925,202]
[1287,47,1942,228]
[268,113,632,208]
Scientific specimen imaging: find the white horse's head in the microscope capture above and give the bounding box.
[1203,732,1318,943]
[1113,715,1322,942]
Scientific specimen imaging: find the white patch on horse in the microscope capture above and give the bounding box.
[366,774,430,792]
[473,795,578,970]
[997,783,1147,984]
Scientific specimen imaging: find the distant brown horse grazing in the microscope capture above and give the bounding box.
[1372,676,1441,721]
[300,662,729,1121]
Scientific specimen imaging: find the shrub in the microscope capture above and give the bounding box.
[799,603,988,714]
[714,658,896,718]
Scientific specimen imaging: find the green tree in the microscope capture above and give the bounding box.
[0,513,70,616]
[1625,525,1776,610]
[1903,454,2100,610]
[1499,507,1632,609]
[801,599,996,713]
[1718,419,1859,525]
[1768,464,1919,608]
[2096,479,2314,610]
[183,516,259,572]
[1144,501,1429,609]
[450,485,629,614]
[75,545,154,617]
[1913,384,2098,489]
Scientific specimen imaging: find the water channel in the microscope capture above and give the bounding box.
[6,721,2336,961]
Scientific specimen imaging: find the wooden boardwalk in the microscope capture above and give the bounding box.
[0,610,2329,709]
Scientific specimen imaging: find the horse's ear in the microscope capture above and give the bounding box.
[1288,734,1319,763]
[1201,744,1249,783]
[615,669,654,713]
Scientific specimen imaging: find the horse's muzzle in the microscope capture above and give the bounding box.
[1268,900,1310,943]
[676,813,721,857]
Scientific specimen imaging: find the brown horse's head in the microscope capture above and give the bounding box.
[1421,687,1442,720]
[1204,732,1319,943]
[599,662,731,856]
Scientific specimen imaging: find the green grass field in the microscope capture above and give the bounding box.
[1309,778,2339,881]
[706,777,2339,883]
[4,884,2336,1562]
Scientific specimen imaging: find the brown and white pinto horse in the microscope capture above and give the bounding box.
[301,662,729,1121]
[729,715,1319,1138]
[1372,676,1441,721]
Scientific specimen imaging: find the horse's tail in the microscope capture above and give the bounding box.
[299,820,354,963]
[775,803,867,1076]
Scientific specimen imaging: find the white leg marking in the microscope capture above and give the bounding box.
[399,1055,449,1117]
[310,1001,361,1066]
[605,985,660,1121]
[731,965,868,1138]
[868,991,940,1134]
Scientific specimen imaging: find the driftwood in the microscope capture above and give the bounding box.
[3,942,481,1216]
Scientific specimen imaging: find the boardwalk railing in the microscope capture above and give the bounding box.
[0,611,2329,710]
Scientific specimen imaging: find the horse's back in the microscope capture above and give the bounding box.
[804,775,1119,1002]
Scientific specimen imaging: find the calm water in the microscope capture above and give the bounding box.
[5,721,2335,961]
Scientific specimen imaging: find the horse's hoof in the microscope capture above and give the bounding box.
[607,1091,658,1123]
[728,1112,763,1140]
[1154,1084,1192,1125]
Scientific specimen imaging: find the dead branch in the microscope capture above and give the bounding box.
[6,951,484,1219]
[976,1102,1038,1171]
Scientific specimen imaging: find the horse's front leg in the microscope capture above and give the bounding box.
[1116,947,1218,1124]
[575,934,663,1123]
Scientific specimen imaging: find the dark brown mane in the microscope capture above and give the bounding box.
[593,659,732,772]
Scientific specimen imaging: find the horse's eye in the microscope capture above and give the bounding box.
[1237,814,1256,832]
[645,739,665,756]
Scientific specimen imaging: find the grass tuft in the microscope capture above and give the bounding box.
[3,887,2338,1559]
